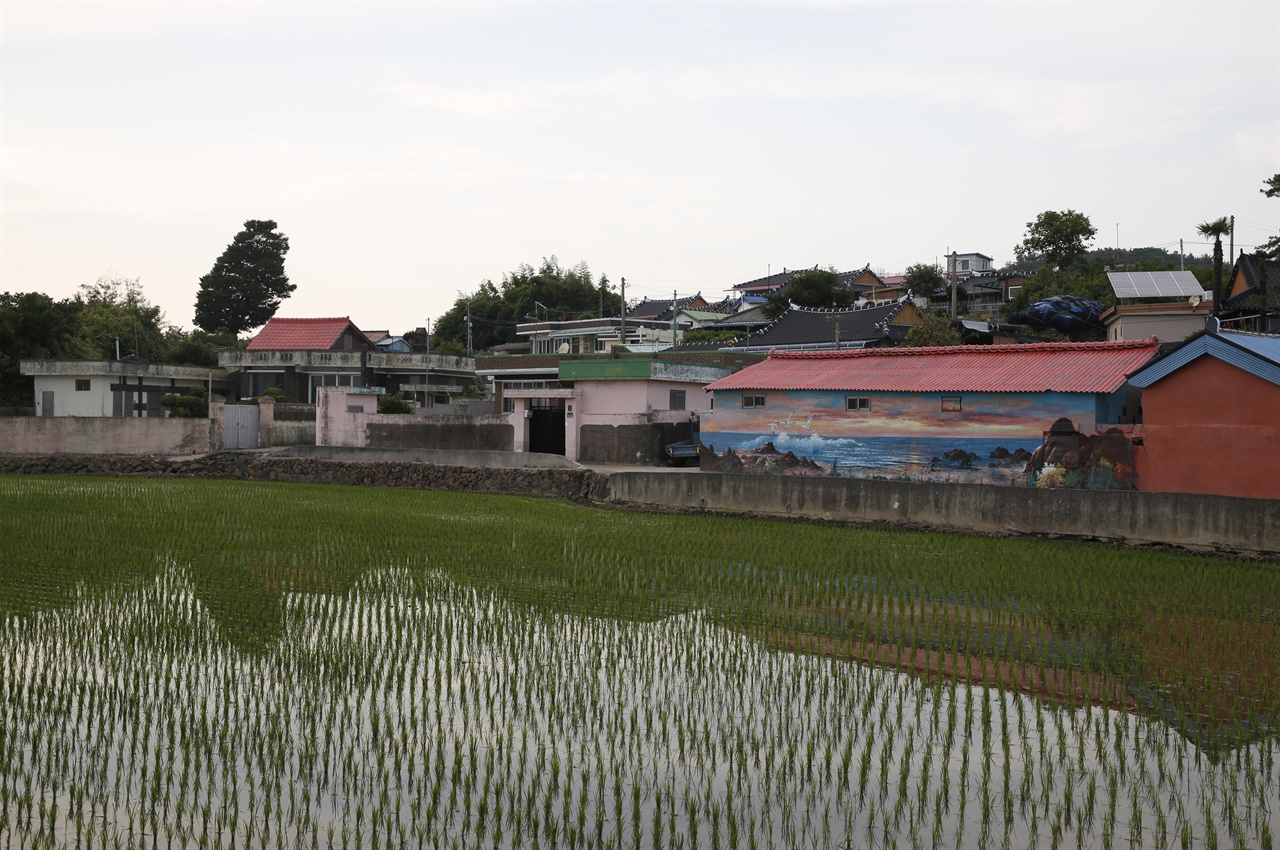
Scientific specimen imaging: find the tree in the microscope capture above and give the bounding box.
[1196,217,1231,315]
[1259,175,1280,260]
[763,268,853,320]
[903,263,945,295]
[0,292,87,406]
[902,313,962,347]
[1014,210,1097,271]
[77,275,170,360]
[194,220,293,335]
[432,257,621,352]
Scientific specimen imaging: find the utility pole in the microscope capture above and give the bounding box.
[423,318,430,410]
[466,301,473,356]
[1229,215,1235,265]
[949,251,958,320]
[1180,238,1184,270]
[671,289,678,344]
[619,277,627,350]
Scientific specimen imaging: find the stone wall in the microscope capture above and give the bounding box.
[0,452,601,501]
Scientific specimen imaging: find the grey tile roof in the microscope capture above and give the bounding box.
[731,301,909,350]
[1223,256,1280,311]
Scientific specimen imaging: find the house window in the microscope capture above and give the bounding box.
[941,396,962,412]
[846,396,870,412]
[75,379,90,391]
[960,259,970,272]
[742,394,765,409]
[502,397,515,414]
[1006,285,1021,300]
[670,390,686,411]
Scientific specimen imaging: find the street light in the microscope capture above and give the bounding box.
[534,301,548,323]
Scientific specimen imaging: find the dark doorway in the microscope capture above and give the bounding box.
[528,400,566,455]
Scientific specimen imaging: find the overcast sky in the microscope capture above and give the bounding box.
[3,0,1277,335]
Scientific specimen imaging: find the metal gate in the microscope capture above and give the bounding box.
[223,405,259,450]
[528,403,566,456]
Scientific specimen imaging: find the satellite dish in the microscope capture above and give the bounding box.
[1188,295,1202,307]
[557,343,569,353]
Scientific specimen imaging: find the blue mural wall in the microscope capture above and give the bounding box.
[701,389,1108,482]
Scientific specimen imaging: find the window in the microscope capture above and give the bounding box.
[742,394,765,409]
[941,396,962,412]
[670,390,686,411]
[502,397,515,414]
[75,379,90,392]
[846,396,870,412]
[960,259,970,272]
[1006,285,1021,300]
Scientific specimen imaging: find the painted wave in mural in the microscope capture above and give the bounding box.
[702,431,1041,472]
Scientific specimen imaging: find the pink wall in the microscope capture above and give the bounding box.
[0,417,215,455]
[316,387,376,447]
[569,379,701,461]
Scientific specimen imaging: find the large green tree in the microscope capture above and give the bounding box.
[1196,217,1231,315]
[433,257,621,352]
[77,276,170,361]
[194,220,293,335]
[1014,210,1097,271]
[0,292,87,406]
[763,268,854,320]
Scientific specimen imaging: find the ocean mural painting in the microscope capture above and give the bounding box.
[700,389,1128,486]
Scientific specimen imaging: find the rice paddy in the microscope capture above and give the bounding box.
[1,475,1277,849]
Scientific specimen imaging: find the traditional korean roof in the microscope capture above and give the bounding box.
[1223,255,1280,311]
[628,294,706,321]
[730,301,913,351]
[706,338,1160,394]
[730,265,883,294]
[1128,329,1280,388]
[246,317,368,351]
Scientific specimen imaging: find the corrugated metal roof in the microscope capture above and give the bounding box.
[246,317,360,351]
[706,339,1161,394]
[1128,331,1280,388]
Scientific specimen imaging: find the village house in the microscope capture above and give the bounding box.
[700,339,1160,481]
[725,300,926,352]
[1127,327,1279,499]
[20,357,230,417]
[218,317,475,406]
[1219,254,1280,333]
[474,349,762,461]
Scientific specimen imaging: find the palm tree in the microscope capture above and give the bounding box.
[1197,217,1231,316]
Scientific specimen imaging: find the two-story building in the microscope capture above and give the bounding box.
[218,317,475,406]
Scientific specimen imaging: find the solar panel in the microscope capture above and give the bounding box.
[1107,271,1207,299]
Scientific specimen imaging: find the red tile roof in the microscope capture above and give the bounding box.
[246,317,361,351]
[705,339,1160,394]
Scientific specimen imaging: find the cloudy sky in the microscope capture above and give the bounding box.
[3,0,1277,336]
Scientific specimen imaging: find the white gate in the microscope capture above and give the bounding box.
[223,405,259,449]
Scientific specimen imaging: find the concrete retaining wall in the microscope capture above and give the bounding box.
[0,453,1273,555]
[0,416,215,456]
[279,445,580,469]
[604,471,1279,555]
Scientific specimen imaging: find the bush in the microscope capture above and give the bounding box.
[160,392,208,418]
[260,386,297,404]
[377,393,415,414]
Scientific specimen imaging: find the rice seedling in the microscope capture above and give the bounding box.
[0,475,1276,848]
